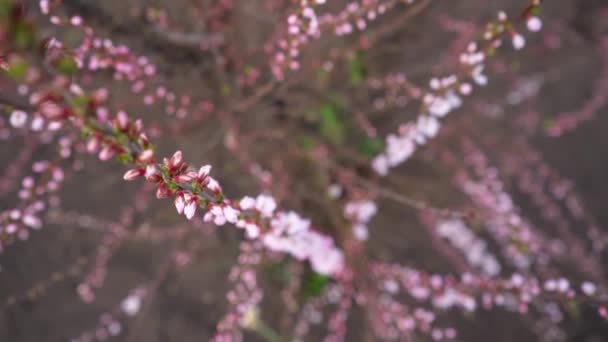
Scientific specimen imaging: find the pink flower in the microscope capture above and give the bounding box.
[39,0,49,14]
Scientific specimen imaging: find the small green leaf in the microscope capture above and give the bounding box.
[319,104,345,145]
[116,153,134,164]
[302,273,330,299]
[6,60,28,80]
[531,6,541,16]
[72,95,89,111]
[359,137,383,157]
[0,0,12,17]
[349,52,366,85]
[167,181,179,191]
[566,301,581,320]
[80,126,92,138]
[13,22,35,49]
[221,84,231,96]
[297,135,316,151]
[56,56,78,75]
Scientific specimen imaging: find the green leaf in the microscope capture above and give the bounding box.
[319,104,345,145]
[72,95,89,111]
[80,126,92,138]
[349,52,366,85]
[566,301,581,320]
[6,59,28,80]
[302,273,330,299]
[0,0,12,18]
[116,153,134,164]
[13,22,35,49]
[359,137,383,157]
[56,56,78,75]
[221,84,231,96]
[297,135,316,151]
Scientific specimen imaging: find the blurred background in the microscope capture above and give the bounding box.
[1,0,608,341]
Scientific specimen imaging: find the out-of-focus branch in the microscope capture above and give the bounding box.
[0,92,32,111]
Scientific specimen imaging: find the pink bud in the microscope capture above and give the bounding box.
[156,184,170,199]
[116,111,129,130]
[175,174,194,183]
[169,151,183,169]
[138,149,154,163]
[145,165,159,181]
[99,146,115,161]
[123,168,143,181]
[87,137,100,153]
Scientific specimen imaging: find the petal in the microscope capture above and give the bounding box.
[198,165,212,178]
[170,150,183,168]
[175,195,185,214]
[184,201,197,220]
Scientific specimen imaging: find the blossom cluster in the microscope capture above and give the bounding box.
[270,0,327,80]
[372,11,543,175]
[436,218,501,276]
[322,0,414,36]
[0,161,64,250]
[4,0,608,341]
[344,199,377,241]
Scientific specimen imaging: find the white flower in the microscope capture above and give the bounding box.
[10,110,28,128]
[121,295,141,316]
[526,17,542,32]
[239,196,256,210]
[581,281,596,295]
[417,116,440,138]
[223,205,239,223]
[255,195,276,217]
[353,224,369,241]
[512,34,525,50]
[310,249,344,275]
[372,155,389,175]
[23,214,42,229]
[237,220,261,239]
